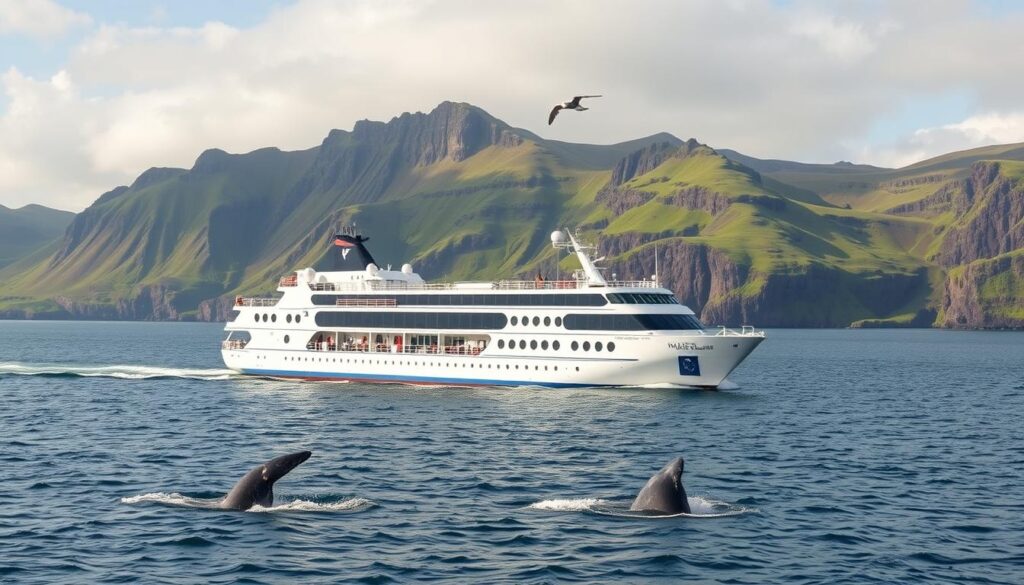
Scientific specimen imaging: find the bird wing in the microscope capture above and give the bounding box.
[548,105,563,125]
[569,95,602,107]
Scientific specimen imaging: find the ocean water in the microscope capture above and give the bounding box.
[1,321,1022,584]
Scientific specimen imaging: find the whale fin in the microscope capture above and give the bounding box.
[629,457,690,515]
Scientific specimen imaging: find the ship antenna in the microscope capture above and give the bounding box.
[654,240,659,287]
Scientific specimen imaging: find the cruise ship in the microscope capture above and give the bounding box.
[221,229,765,388]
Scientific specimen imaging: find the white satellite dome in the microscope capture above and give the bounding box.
[366,263,380,276]
[298,267,316,283]
[401,263,414,275]
[550,230,566,244]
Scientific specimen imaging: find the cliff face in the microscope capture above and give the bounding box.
[937,162,1024,267]
[940,251,1024,328]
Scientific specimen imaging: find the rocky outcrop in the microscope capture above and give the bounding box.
[666,186,733,216]
[939,252,1024,329]
[298,102,525,204]
[937,162,1024,267]
[885,182,959,216]
[595,188,656,214]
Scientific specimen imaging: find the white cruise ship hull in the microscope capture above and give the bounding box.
[222,331,762,388]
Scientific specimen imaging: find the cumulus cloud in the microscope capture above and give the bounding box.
[1,0,1024,210]
[866,112,1024,168]
[0,0,91,39]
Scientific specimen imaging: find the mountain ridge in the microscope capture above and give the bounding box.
[1,101,1022,328]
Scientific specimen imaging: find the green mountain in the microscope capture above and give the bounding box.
[1,102,1022,328]
[0,204,75,270]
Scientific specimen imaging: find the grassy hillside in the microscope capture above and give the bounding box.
[0,204,75,270]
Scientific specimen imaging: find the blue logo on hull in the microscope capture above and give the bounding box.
[678,356,701,376]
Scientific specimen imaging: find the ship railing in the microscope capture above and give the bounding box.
[312,279,661,291]
[279,274,298,287]
[306,342,485,356]
[221,339,248,350]
[335,298,398,307]
[712,325,766,337]
[235,297,278,307]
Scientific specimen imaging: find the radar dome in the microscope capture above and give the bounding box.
[550,230,566,244]
[366,263,380,276]
[298,268,316,283]
[401,263,414,275]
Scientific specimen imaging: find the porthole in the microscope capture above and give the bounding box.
[515,365,519,370]
[530,340,538,350]
[553,340,560,350]
[254,314,260,322]
[262,313,269,321]
[607,342,615,352]
[583,341,591,351]
[575,366,580,371]
[595,342,603,352]
[544,316,551,326]
[286,314,292,323]
[523,316,530,326]
[541,340,549,350]
[519,340,526,350]
[555,317,563,327]
[511,316,518,326]
[571,341,579,351]
[498,339,505,349]
[269,314,276,322]
[295,315,301,324]
[284,335,290,344]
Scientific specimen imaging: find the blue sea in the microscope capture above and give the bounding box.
[1,321,1022,584]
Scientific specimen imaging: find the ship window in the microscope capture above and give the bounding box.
[271,314,277,322]
[555,317,563,327]
[543,316,551,326]
[313,293,608,307]
[563,313,703,331]
[571,341,579,351]
[595,341,603,352]
[541,340,549,350]
[608,342,615,352]
[262,313,268,321]
[511,316,518,326]
[498,339,505,349]
[530,340,538,350]
[522,315,529,326]
[314,311,507,330]
[583,341,591,351]
[286,314,292,323]
[284,335,290,343]
[295,315,301,324]
[532,316,540,326]
[254,314,260,322]
[553,340,560,350]
[519,340,526,350]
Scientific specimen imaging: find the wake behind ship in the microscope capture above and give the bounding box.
[221,228,765,388]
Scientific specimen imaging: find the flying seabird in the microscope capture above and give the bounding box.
[548,95,602,125]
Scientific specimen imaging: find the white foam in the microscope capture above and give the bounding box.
[248,497,374,513]
[528,495,755,518]
[0,362,237,381]
[528,498,604,511]
[716,378,740,391]
[121,492,373,512]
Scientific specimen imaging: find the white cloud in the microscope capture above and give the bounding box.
[2,0,1024,210]
[0,0,91,40]
[863,111,1024,168]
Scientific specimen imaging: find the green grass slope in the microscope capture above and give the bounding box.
[0,204,75,269]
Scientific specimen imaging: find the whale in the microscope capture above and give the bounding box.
[219,451,312,510]
[629,457,691,515]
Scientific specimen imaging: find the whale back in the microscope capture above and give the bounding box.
[219,451,312,511]
[630,457,690,515]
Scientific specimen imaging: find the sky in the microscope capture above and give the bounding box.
[2,0,1024,211]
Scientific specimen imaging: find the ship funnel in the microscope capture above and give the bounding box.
[316,234,379,272]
